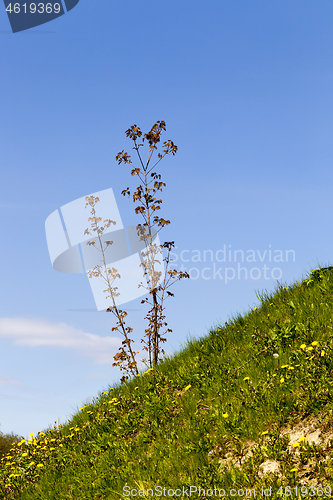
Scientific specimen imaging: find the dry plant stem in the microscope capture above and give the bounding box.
[117,121,190,368]
[84,121,190,377]
[140,243,189,367]
[84,196,138,376]
[139,159,159,366]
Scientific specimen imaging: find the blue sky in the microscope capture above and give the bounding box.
[1,0,333,439]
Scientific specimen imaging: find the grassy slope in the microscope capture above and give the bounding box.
[1,267,333,499]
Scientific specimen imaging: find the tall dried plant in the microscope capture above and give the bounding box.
[84,121,189,381]
[84,196,139,382]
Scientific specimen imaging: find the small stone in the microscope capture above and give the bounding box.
[258,460,281,478]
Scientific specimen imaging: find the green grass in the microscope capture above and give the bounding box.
[1,266,333,499]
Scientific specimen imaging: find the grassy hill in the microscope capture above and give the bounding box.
[1,267,333,499]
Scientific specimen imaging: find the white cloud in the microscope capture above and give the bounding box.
[0,318,122,365]
[0,377,22,386]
